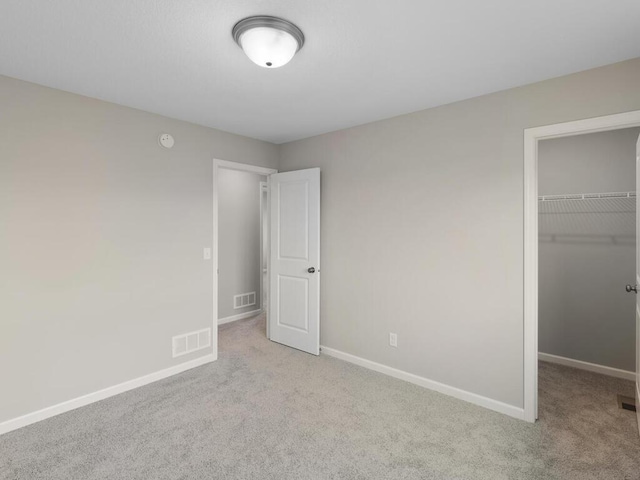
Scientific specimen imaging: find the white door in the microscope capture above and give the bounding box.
[636,135,640,432]
[269,168,320,355]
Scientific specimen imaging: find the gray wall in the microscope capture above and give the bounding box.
[3,58,640,424]
[0,75,279,424]
[218,169,265,319]
[279,58,640,408]
[539,129,639,195]
[538,128,639,371]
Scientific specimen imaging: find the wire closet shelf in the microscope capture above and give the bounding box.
[538,191,636,202]
[537,191,636,243]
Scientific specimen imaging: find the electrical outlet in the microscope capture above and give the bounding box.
[203,247,212,260]
[389,333,398,347]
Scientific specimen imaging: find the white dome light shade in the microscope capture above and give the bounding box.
[232,16,305,69]
[240,27,298,68]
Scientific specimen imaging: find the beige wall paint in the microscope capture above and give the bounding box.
[279,58,640,408]
[0,75,279,423]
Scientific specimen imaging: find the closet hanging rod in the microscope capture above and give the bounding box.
[538,191,636,202]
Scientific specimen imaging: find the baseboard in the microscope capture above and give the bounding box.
[320,346,525,421]
[218,309,262,325]
[538,352,635,381]
[0,353,215,436]
[636,382,640,433]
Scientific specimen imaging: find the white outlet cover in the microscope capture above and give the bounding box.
[158,133,174,149]
[203,247,212,260]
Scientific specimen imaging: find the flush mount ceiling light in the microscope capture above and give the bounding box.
[232,16,304,68]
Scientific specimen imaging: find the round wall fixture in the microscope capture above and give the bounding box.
[232,16,304,68]
[158,133,174,149]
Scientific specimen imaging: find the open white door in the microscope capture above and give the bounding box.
[269,168,320,355]
[636,135,640,433]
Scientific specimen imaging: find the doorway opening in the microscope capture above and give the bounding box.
[524,111,640,425]
[213,160,321,356]
[213,159,277,346]
[537,127,639,436]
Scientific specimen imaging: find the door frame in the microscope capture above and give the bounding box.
[523,110,640,423]
[213,159,278,351]
[259,181,269,335]
[259,182,268,294]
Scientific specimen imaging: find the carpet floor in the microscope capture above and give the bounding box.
[1,313,639,479]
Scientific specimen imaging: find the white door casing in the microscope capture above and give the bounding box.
[259,181,269,336]
[636,134,640,433]
[269,168,320,355]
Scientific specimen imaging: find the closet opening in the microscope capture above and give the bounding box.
[523,110,640,428]
[537,127,639,433]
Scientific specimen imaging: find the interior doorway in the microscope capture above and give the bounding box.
[537,129,639,377]
[213,159,277,345]
[536,127,639,438]
[523,111,640,424]
[213,160,322,357]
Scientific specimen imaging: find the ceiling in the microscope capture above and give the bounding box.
[1,1,639,144]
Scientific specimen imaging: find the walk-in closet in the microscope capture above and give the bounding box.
[537,127,640,428]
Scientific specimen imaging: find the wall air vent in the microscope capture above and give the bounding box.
[172,328,211,358]
[233,292,256,309]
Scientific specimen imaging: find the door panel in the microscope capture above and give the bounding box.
[278,181,309,260]
[269,168,320,355]
[278,275,309,331]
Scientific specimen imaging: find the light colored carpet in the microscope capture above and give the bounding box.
[1,313,639,479]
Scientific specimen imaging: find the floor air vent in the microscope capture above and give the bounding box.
[617,394,637,412]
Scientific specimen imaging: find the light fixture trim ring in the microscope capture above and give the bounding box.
[232,15,305,52]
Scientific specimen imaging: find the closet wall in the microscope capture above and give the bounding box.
[538,127,640,372]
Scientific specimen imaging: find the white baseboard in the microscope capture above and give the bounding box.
[636,383,640,433]
[0,353,215,436]
[538,352,635,381]
[218,309,262,325]
[320,346,525,421]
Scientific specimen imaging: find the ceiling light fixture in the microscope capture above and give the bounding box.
[232,16,304,69]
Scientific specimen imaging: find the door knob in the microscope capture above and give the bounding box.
[626,284,637,293]
[307,267,316,274]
